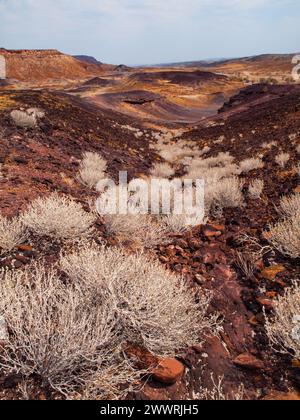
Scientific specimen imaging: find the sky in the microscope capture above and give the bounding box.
[0,0,299,65]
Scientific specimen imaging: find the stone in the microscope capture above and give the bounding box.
[233,353,264,370]
[256,297,274,309]
[294,186,300,194]
[203,225,222,238]
[18,244,33,252]
[152,358,185,384]
[260,265,285,281]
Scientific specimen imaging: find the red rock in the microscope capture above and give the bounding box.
[159,256,169,264]
[176,239,188,249]
[233,353,264,370]
[17,244,33,252]
[152,358,185,384]
[203,225,222,238]
[260,265,285,281]
[256,297,274,309]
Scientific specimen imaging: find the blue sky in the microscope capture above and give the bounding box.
[0,0,299,65]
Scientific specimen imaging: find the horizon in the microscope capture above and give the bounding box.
[1,0,300,66]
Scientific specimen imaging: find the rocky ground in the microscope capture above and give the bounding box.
[0,80,300,400]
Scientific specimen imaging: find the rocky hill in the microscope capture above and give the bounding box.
[0,49,105,81]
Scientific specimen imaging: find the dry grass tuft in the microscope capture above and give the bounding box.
[265,282,300,360]
[248,179,264,199]
[21,193,96,241]
[0,263,121,397]
[239,158,264,173]
[275,153,290,168]
[0,215,27,252]
[60,245,220,357]
[150,162,175,179]
[77,152,107,189]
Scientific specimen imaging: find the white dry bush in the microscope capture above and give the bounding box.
[150,162,175,179]
[248,179,264,199]
[239,158,264,173]
[279,194,300,219]
[0,215,27,252]
[205,177,244,216]
[188,164,240,183]
[0,263,125,398]
[10,110,37,128]
[267,217,300,259]
[275,153,290,168]
[78,152,107,189]
[267,193,300,258]
[102,214,170,247]
[197,375,246,401]
[60,245,220,357]
[21,193,96,242]
[265,282,300,360]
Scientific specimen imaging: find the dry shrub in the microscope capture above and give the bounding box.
[0,263,121,397]
[248,179,264,199]
[188,164,240,182]
[198,375,246,401]
[102,214,170,247]
[0,215,27,252]
[239,158,264,173]
[267,194,300,258]
[0,163,3,180]
[60,245,220,357]
[296,162,300,176]
[296,145,300,154]
[21,193,96,241]
[265,282,300,359]
[78,152,107,189]
[267,217,300,258]
[150,162,175,179]
[205,177,243,216]
[10,110,37,128]
[187,152,234,172]
[279,194,300,219]
[275,153,290,168]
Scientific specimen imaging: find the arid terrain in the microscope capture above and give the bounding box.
[0,49,300,401]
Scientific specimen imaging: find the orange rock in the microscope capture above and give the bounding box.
[292,358,300,369]
[263,391,300,401]
[233,353,264,370]
[294,186,300,194]
[257,297,274,309]
[152,358,185,384]
[260,265,285,281]
[203,225,222,238]
[17,244,33,252]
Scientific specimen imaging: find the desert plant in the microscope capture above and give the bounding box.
[267,216,300,259]
[0,215,27,252]
[279,194,300,219]
[10,110,37,128]
[206,177,243,215]
[150,162,175,179]
[77,152,107,189]
[0,263,121,397]
[239,158,264,173]
[102,214,170,247]
[60,245,220,357]
[248,179,264,199]
[275,153,290,168]
[21,193,96,241]
[265,282,300,360]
